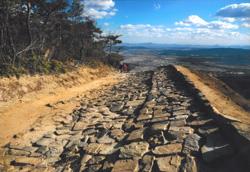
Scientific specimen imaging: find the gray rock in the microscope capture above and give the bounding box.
[126,100,144,107]
[169,115,189,121]
[182,134,201,154]
[87,155,105,165]
[83,143,117,155]
[36,146,49,154]
[156,155,182,172]
[198,125,219,137]
[112,159,139,172]
[55,129,70,135]
[8,149,31,156]
[153,143,182,155]
[119,141,149,159]
[80,154,92,171]
[110,129,126,142]
[34,137,54,147]
[86,164,102,172]
[181,155,198,172]
[141,154,155,172]
[126,128,145,142]
[187,119,213,127]
[110,102,124,112]
[150,122,169,133]
[164,130,187,143]
[82,128,96,136]
[173,110,190,116]
[72,121,87,131]
[170,119,186,127]
[43,133,56,139]
[97,135,115,144]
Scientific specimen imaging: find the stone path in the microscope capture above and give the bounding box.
[2,66,249,172]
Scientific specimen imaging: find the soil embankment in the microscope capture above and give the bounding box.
[0,65,122,147]
[176,65,250,124]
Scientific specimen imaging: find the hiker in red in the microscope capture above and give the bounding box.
[122,63,128,73]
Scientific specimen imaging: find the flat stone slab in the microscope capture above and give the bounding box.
[173,110,190,116]
[153,143,182,155]
[72,121,88,131]
[156,155,182,172]
[170,119,186,127]
[110,102,124,112]
[34,138,54,147]
[110,129,126,141]
[119,141,149,159]
[137,113,152,121]
[126,128,145,142]
[112,159,139,172]
[169,126,194,134]
[97,135,115,144]
[188,119,213,127]
[150,122,169,132]
[83,143,116,155]
[126,100,144,107]
[169,115,189,121]
[198,125,219,136]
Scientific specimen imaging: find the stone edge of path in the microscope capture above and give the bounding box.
[170,65,250,163]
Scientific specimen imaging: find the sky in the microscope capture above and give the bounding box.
[75,0,250,45]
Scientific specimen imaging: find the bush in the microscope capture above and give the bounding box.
[0,64,27,77]
[50,60,66,73]
[106,53,123,68]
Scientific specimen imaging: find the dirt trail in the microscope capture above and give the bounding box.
[0,67,122,147]
[176,65,250,125]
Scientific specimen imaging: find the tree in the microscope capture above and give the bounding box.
[0,0,123,76]
[105,34,122,55]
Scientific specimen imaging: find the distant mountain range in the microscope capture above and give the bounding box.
[118,43,250,66]
[119,43,250,50]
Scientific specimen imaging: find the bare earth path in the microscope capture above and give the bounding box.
[1,66,250,171]
[0,75,121,147]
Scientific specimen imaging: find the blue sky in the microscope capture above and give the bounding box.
[75,0,250,45]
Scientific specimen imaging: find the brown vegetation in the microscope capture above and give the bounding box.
[176,65,250,124]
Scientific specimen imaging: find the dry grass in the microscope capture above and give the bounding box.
[176,65,250,124]
[0,64,114,102]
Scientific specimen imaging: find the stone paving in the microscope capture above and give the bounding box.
[2,66,250,172]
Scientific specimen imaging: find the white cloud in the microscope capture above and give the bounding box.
[175,15,208,27]
[118,23,249,45]
[83,0,117,19]
[103,22,110,26]
[209,21,238,29]
[175,15,238,30]
[154,3,161,10]
[220,17,236,23]
[119,24,168,38]
[242,23,250,28]
[216,3,250,18]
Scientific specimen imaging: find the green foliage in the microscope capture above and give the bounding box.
[0,0,122,77]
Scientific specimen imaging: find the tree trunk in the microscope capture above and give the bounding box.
[4,2,16,65]
[26,1,32,45]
